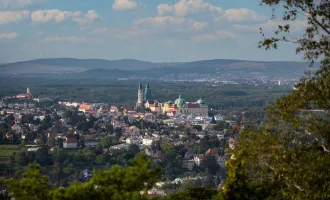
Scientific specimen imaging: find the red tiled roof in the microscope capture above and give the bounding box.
[65,137,77,143]
[110,106,118,110]
[187,103,200,108]
[79,104,91,111]
[11,124,19,128]
[205,148,218,156]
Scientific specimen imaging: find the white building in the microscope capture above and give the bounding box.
[142,137,157,146]
[58,101,81,107]
[126,136,141,145]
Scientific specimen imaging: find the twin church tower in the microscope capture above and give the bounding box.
[136,82,152,108]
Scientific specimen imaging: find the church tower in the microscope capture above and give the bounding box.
[136,83,144,108]
[144,82,152,101]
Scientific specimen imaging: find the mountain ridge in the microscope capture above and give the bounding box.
[0,58,317,79]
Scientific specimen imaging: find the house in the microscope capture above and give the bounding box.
[119,136,126,142]
[83,169,92,180]
[109,106,119,113]
[84,139,100,148]
[126,136,141,145]
[184,150,195,159]
[109,144,130,151]
[88,128,97,134]
[63,137,78,149]
[79,104,92,113]
[194,154,206,166]
[27,147,41,152]
[11,124,22,132]
[142,137,156,146]
[182,159,195,170]
[205,148,219,157]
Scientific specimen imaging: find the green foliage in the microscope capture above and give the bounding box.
[214,120,229,131]
[6,153,161,200]
[221,1,330,199]
[168,187,218,200]
[5,164,50,200]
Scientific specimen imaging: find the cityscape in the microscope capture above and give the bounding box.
[0,0,329,199]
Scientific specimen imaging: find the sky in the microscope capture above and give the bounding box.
[0,0,308,63]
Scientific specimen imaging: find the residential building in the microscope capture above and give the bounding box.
[84,139,100,148]
[11,124,22,132]
[182,159,195,170]
[142,137,156,146]
[63,137,78,149]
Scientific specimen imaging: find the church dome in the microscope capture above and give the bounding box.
[197,98,206,105]
[175,95,186,105]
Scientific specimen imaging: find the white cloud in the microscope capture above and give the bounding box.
[31,9,101,25]
[0,32,19,39]
[192,21,208,31]
[31,9,80,23]
[0,0,45,9]
[215,8,267,22]
[192,30,237,42]
[158,0,223,17]
[73,10,101,25]
[133,16,208,31]
[40,36,102,44]
[0,10,30,24]
[112,0,137,11]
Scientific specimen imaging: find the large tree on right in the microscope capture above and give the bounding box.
[220,1,330,200]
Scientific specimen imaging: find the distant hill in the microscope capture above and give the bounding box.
[0,58,317,79]
[0,58,157,74]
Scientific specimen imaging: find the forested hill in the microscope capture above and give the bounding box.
[0,58,317,78]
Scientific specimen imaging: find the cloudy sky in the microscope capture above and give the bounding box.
[0,0,307,63]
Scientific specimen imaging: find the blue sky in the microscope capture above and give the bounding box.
[0,0,307,63]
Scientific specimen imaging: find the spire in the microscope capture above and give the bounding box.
[139,83,142,89]
[144,82,152,101]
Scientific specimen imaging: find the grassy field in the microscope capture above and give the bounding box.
[0,145,20,164]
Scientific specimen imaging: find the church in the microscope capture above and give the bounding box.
[16,86,33,99]
[135,83,208,117]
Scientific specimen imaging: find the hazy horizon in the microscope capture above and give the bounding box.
[0,0,306,63]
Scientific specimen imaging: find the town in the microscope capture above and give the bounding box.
[0,83,242,196]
